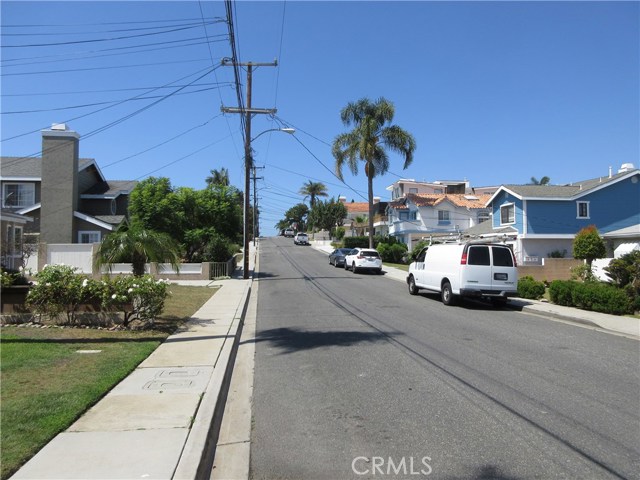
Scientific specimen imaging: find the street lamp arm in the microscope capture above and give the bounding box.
[251,127,295,142]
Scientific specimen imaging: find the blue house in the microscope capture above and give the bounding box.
[479,164,640,264]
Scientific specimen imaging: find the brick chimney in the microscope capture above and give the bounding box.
[40,124,80,244]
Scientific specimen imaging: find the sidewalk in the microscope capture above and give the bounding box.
[11,248,257,480]
[312,242,639,339]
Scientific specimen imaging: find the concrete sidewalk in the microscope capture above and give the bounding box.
[313,243,639,339]
[11,250,257,480]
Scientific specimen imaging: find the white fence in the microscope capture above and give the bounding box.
[47,244,93,274]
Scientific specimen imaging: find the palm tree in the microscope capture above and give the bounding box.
[332,97,416,248]
[530,176,551,185]
[206,167,230,187]
[299,180,328,208]
[95,223,182,277]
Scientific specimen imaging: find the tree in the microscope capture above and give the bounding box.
[206,167,230,187]
[333,97,416,248]
[307,198,348,232]
[299,180,328,208]
[573,225,606,268]
[530,176,551,185]
[95,223,182,277]
[282,203,309,232]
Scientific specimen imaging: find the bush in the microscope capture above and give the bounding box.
[333,227,345,241]
[604,251,640,288]
[548,280,576,306]
[101,275,170,327]
[1,268,31,287]
[571,282,632,315]
[343,236,370,249]
[377,243,408,263]
[517,276,546,300]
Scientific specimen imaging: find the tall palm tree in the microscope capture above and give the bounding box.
[332,97,416,248]
[530,176,551,185]
[299,180,328,208]
[206,167,230,187]
[95,223,182,277]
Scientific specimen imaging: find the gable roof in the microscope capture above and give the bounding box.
[487,169,639,205]
[344,202,369,214]
[0,157,101,180]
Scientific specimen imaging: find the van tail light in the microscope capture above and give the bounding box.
[460,253,468,265]
[513,255,518,267]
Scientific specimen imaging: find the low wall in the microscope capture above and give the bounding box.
[518,258,583,282]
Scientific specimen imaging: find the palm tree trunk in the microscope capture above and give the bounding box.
[367,164,375,249]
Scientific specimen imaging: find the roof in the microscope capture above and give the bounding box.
[464,221,518,237]
[0,156,97,178]
[389,193,491,210]
[344,202,369,214]
[488,169,639,204]
[82,180,138,196]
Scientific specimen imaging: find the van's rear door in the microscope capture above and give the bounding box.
[490,246,516,293]
[464,245,492,292]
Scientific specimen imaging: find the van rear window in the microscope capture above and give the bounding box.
[468,246,490,266]
[492,246,514,267]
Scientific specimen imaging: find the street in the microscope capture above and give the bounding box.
[249,236,640,479]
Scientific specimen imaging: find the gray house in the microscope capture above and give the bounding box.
[0,124,136,259]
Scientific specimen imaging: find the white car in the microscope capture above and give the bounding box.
[294,233,309,245]
[344,248,383,274]
[283,228,295,237]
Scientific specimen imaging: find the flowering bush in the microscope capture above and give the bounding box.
[25,265,170,328]
[26,265,97,324]
[99,275,170,327]
[1,267,31,287]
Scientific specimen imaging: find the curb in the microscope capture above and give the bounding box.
[173,281,252,479]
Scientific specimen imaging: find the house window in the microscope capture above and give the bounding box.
[409,188,418,194]
[500,203,515,225]
[79,231,101,243]
[438,210,450,224]
[478,212,490,224]
[2,183,35,208]
[577,201,590,219]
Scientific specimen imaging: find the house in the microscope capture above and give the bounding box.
[338,196,389,237]
[387,193,492,248]
[0,124,136,259]
[1,210,33,270]
[480,164,640,264]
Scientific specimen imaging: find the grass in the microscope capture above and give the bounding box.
[384,262,409,272]
[0,285,216,480]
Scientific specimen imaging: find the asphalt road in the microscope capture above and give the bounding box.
[250,236,640,480]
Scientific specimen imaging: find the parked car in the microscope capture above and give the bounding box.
[329,248,353,267]
[344,248,383,274]
[294,232,310,245]
[283,228,295,238]
[406,242,518,306]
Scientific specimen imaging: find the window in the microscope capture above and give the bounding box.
[79,231,101,243]
[492,246,514,267]
[577,201,590,219]
[409,188,418,194]
[438,210,450,224]
[2,183,35,208]
[467,246,490,265]
[500,203,515,225]
[478,212,490,224]
[416,248,427,263]
[399,211,409,220]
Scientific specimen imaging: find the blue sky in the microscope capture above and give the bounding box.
[1,1,638,235]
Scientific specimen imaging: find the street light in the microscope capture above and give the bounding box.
[243,127,295,279]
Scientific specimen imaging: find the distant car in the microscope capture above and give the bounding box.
[294,232,310,245]
[284,228,295,238]
[329,248,353,267]
[344,248,383,274]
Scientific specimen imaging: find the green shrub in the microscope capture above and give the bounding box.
[378,243,408,263]
[343,236,370,249]
[101,275,170,327]
[548,280,576,306]
[604,251,640,288]
[333,227,345,241]
[571,282,632,315]
[517,276,546,300]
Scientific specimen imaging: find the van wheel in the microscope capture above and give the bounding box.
[408,275,419,295]
[441,282,456,306]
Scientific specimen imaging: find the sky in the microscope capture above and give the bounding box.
[1,1,638,236]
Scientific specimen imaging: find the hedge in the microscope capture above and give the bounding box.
[517,276,546,300]
[549,280,633,315]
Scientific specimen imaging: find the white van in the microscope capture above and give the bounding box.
[407,242,518,306]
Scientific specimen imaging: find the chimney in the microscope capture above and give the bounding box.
[373,196,380,204]
[339,196,347,203]
[609,166,613,178]
[40,123,80,244]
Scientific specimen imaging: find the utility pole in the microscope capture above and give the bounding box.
[252,165,264,245]
[221,59,277,279]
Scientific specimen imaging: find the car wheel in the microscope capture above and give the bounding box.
[376,268,382,275]
[352,262,358,274]
[441,281,456,306]
[344,262,349,271]
[408,275,419,295]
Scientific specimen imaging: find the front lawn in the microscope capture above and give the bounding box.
[0,285,216,479]
[384,262,409,272]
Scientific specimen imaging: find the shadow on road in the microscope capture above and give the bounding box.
[245,327,396,354]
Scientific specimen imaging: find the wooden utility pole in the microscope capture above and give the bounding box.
[221,59,277,279]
